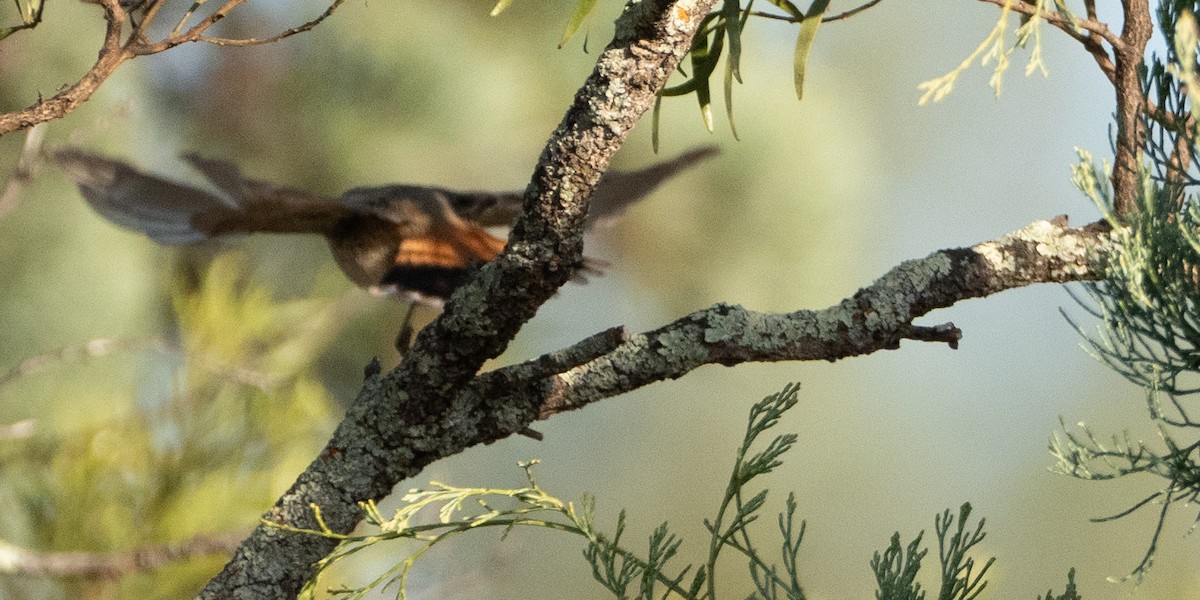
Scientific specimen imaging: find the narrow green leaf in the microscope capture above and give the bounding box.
[723,0,744,83]
[766,0,804,19]
[722,0,748,139]
[692,29,715,131]
[723,59,739,139]
[26,0,42,23]
[489,0,515,17]
[652,96,662,153]
[559,0,599,49]
[793,0,830,100]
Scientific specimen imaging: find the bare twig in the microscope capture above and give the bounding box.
[0,335,285,392]
[196,0,348,48]
[0,337,148,389]
[132,0,348,54]
[0,532,246,579]
[824,0,885,22]
[0,0,347,136]
[750,0,885,23]
[902,322,963,349]
[0,0,131,136]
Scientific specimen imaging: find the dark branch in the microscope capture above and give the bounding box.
[527,218,1112,418]
[197,2,720,598]
[1111,0,1153,216]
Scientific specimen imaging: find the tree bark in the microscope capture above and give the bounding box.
[197,2,1120,598]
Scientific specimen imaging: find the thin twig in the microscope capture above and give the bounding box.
[0,0,131,136]
[975,0,1124,50]
[0,0,346,135]
[902,322,962,349]
[0,335,286,392]
[197,0,348,48]
[750,0,885,24]
[0,531,247,578]
[823,0,884,22]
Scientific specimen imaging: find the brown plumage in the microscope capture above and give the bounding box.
[55,146,717,303]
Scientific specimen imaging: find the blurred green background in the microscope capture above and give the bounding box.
[1,0,1197,598]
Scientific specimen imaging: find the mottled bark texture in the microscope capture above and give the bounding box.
[197,1,719,598]
[195,2,1122,598]
[1110,0,1152,216]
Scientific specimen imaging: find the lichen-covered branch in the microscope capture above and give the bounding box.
[481,218,1113,418]
[196,1,719,598]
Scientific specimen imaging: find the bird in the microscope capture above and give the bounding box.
[54,146,717,305]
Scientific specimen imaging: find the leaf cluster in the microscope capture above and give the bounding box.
[291,383,1055,600]
[493,0,883,150]
[1058,2,1200,582]
[0,254,343,598]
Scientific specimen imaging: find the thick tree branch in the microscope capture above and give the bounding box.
[197,1,719,598]
[1111,0,1153,215]
[490,218,1113,418]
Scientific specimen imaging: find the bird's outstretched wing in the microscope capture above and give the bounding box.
[56,146,718,301]
[395,145,721,228]
[56,149,346,242]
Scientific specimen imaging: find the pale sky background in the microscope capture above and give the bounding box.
[1,1,1198,599]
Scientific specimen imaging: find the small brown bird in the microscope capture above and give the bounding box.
[55,147,717,304]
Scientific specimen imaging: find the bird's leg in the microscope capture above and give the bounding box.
[394,300,418,355]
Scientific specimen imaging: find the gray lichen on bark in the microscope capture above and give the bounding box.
[197,0,1117,595]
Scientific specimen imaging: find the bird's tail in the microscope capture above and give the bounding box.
[55,149,340,243]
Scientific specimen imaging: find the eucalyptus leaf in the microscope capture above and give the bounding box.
[723,0,748,139]
[793,0,831,100]
[652,95,663,153]
[692,29,715,131]
[489,0,515,17]
[559,0,599,49]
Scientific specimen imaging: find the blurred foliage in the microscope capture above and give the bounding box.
[0,254,344,598]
